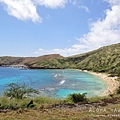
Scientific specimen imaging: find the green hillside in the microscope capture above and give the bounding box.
[30,43,120,76]
[0,43,120,76]
[71,43,120,76]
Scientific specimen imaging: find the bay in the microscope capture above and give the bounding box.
[0,67,107,98]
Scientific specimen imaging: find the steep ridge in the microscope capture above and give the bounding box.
[70,43,120,76]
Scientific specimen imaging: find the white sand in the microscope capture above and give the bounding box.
[84,70,120,96]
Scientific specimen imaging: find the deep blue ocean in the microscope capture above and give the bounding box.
[0,67,107,98]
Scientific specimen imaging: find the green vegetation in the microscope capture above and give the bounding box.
[4,83,39,99]
[0,95,120,120]
[3,83,88,109]
[71,43,120,77]
[0,93,119,110]
[33,58,75,69]
[65,93,87,103]
[0,96,62,110]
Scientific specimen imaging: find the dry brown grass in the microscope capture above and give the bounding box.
[0,95,120,120]
[0,103,120,120]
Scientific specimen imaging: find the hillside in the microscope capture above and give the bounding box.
[0,56,25,66]
[28,43,120,76]
[70,43,120,76]
[0,43,120,76]
[0,54,63,67]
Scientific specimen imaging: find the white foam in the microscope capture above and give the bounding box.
[46,87,55,91]
[59,80,65,85]
[54,74,62,78]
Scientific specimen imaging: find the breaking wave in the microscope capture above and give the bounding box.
[59,80,65,85]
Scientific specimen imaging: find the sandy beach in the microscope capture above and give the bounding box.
[84,70,120,96]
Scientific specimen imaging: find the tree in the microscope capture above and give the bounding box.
[4,83,39,99]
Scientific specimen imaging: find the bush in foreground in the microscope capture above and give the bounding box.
[66,93,87,103]
[4,83,39,99]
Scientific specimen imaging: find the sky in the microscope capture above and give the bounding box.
[0,0,120,57]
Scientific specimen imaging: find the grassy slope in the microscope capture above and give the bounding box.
[0,95,120,120]
[1,104,120,120]
[73,43,120,76]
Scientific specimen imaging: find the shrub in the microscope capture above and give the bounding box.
[66,93,87,103]
[0,97,9,109]
[4,83,39,99]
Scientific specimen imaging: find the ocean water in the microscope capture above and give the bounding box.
[0,67,107,98]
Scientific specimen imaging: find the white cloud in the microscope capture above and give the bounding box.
[79,5,90,13]
[34,0,68,8]
[0,0,41,22]
[76,4,120,51]
[33,47,84,57]
[0,0,68,22]
[34,3,120,57]
[0,0,90,22]
[77,5,120,48]
[105,0,120,5]
[70,0,78,5]
[70,0,90,13]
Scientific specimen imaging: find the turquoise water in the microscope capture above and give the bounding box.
[0,67,107,98]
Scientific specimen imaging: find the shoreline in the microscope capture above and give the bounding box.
[84,70,120,96]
